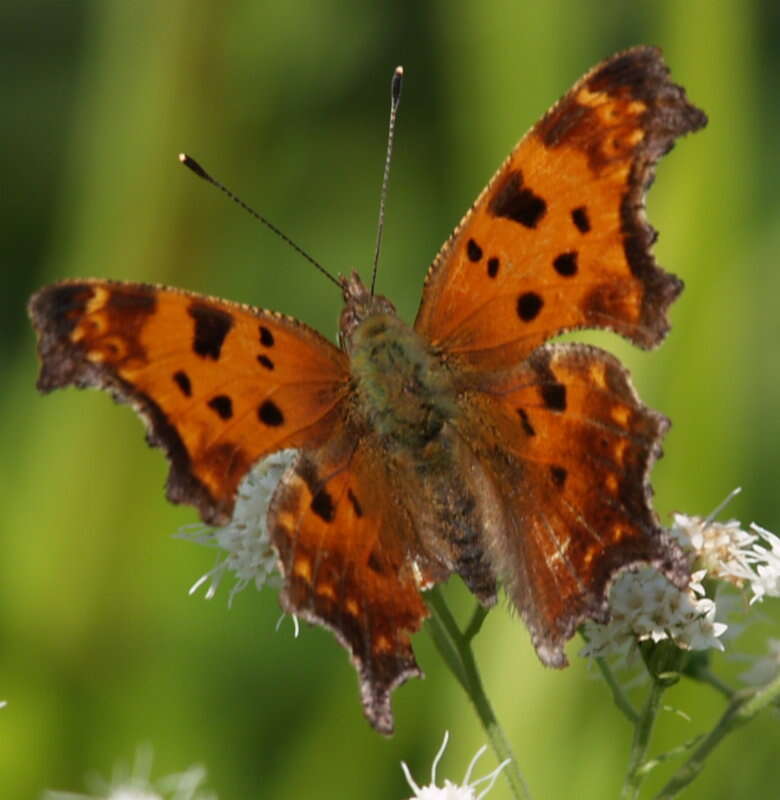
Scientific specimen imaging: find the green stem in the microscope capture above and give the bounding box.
[654,671,780,799]
[594,656,639,724]
[620,678,665,800]
[464,604,490,642]
[426,589,532,800]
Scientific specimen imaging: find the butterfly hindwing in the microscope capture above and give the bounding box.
[415,46,706,372]
[28,280,350,524]
[459,342,688,665]
[269,432,430,734]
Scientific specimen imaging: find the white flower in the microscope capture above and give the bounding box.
[582,491,780,665]
[747,524,780,603]
[43,747,215,800]
[580,566,727,661]
[668,500,780,604]
[739,638,780,686]
[669,509,756,588]
[178,450,297,604]
[401,732,509,800]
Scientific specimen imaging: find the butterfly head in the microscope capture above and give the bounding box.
[338,270,397,353]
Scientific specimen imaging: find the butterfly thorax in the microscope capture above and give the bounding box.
[340,272,456,448]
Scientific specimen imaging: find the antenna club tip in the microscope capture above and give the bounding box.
[179,153,209,180]
[391,66,403,104]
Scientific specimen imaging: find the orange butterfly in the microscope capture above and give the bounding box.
[29,47,706,734]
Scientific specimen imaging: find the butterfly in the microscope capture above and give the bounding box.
[28,46,706,734]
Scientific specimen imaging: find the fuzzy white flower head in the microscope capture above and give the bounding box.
[747,524,780,603]
[179,449,297,605]
[44,746,215,800]
[582,492,780,663]
[580,566,727,661]
[401,732,509,800]
[669,500,756,589]
[667,491,780,604]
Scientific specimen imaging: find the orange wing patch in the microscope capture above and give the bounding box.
[269,436,429,734]
[29,280,350,524]
[461,342,687,666]
[415,46,706,371]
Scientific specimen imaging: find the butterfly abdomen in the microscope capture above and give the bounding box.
[348,312,456,448]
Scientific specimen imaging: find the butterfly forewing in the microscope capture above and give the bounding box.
[28,280,350,524]
[415,46,706,372]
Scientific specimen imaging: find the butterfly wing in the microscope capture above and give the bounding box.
[415,46,706,372]
[459,343,687,665]
[269,430,433,735]
[28,280,350,524]
[414,47,703,663]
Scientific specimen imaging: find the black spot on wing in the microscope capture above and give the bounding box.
[207,394,233,420]
[541,383,567,412]
[189,303,233,360]
[258,399,284,427]
[553,252,578,277]
[571,206,591,233]
[347,488,363,518]
[489,170,547,228]
[259,325,275,347]
[487,257,499,278]
[549,465,567,487]
[517,292,543,322]
[173,370,192,397]
[517,408,536,437]
[311,488,335,523]
[257,354,275,370]
[367,551,385,574]
[466,238,483,262]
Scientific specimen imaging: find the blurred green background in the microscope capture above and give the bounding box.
[2,1,779,797]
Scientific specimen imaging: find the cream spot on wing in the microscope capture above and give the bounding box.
[316,582,336,601]
[626,100,647,116]
[612,526,627,543]
[374,634,392,654]
[576,87,608,108]
[85,286,110,313]
[86,348,106,363]
[626,128,645,145]
[345,598,360,616]
[293,556,312,582]
[588,362,607,389]
[611,405,630,426]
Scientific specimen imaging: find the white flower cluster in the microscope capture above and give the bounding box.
[179,450,297,604]
[747,524,780,602]
[401,732,509,800]
[44,748,215,800]
[581,567,726,660]
[668,512,780,603]
[581,494,780,663]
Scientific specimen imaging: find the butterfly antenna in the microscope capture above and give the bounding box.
[179,153,341,290]
[370,65,403,296]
